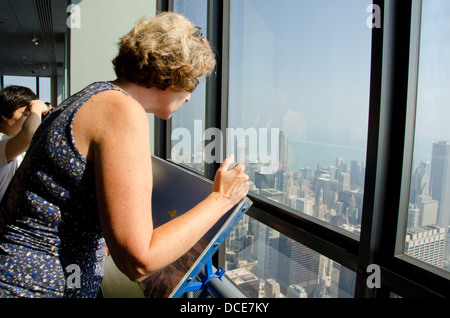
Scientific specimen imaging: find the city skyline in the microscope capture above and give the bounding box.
[226,135,450,298]
[223,134,449,298]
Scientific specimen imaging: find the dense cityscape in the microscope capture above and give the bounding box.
[174,133,450,298]
[222,134,450,298]
[223,131,365,298]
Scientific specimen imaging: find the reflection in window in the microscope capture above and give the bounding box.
[227,0,372,235]
[171,0,208,174]
[406,0,450,273]
[225,215,356,298]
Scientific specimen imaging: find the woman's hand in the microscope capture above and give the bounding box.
[4,100,50,162]
[212,154,250,210]
[28,100,49,116]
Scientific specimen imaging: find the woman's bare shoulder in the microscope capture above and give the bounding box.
[92,89,142,112]
[73,88,149,157]
[82,89,146,128]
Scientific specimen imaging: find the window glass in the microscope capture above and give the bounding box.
[38,77,51,103]
[171,0,208,174]
[405,0,450,273]
[225,214,356,298]
[227,0,373,236]
[3,75,37,93]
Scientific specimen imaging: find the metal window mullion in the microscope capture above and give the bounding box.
[356,0,414,298]
[395,0,422,257]
[36,77,41,100]
[203,0,229,272]
[154,0,170,160]
[216,0,231,272]
[247,195,360,272]
[355,0,386,298]
[220,0,230,160]
[390,0,450,298]
[157,0,170,12]
[204,0,224,181]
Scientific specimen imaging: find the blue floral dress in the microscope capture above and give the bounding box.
[0,82,127,298]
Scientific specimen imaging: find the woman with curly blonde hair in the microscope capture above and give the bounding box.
[113,12,216,94]
[0,12,249,298]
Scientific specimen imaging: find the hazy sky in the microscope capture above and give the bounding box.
[227,0,372,168]
[224,0,450,169]
[414,0,450,164]
[5,0,449,169]
[3,75,51,103]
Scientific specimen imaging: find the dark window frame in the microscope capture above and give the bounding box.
[156,0,450,298]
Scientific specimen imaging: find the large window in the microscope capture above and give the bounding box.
[38,77,51,103]
[3,75,37,93]
[404,0,450,273]
[160,0,450,298]
[2,75,51,103]
[223,0,372,298]
[171,0,209,174]
[227,0,373,236]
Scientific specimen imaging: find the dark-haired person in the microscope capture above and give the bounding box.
[0,86,48,202]
[0,12,249,298]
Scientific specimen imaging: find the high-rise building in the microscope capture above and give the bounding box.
[445,226,450,270]
[350,160,360,190]
[430,141,450,228]
[277,235,320,297]
[256,224,280,280]
[314,188,327,220]
[416,195,439,226]
[405,225,446,268]
[277,132,289,193]
[264,278,282,298]
[316,177,339,209]
[336,264,356,298]
[296,197,314,216]
[410,161,431,203]
[339,171,351,191]
[408,204,421,228]
[225,268,260,298]
[278,132,288,173]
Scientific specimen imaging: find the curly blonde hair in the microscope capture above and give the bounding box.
[112,12,216,92]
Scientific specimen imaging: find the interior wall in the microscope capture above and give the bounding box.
[69,0,157,152]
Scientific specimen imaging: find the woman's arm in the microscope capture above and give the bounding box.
[74,91,249,281]
[5,100,48,162]
[134,156,248,280]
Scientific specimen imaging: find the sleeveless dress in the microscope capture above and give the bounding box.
[0,82,128,298]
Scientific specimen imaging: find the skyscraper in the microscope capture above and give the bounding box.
[277,132,289,193]
[278,132,288,173]
[256,224,280,280]
[410,161,431,203]
[277,234,320,297]
[405,225,446,268]
[430,141,450,228]
[416,195,438,226]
